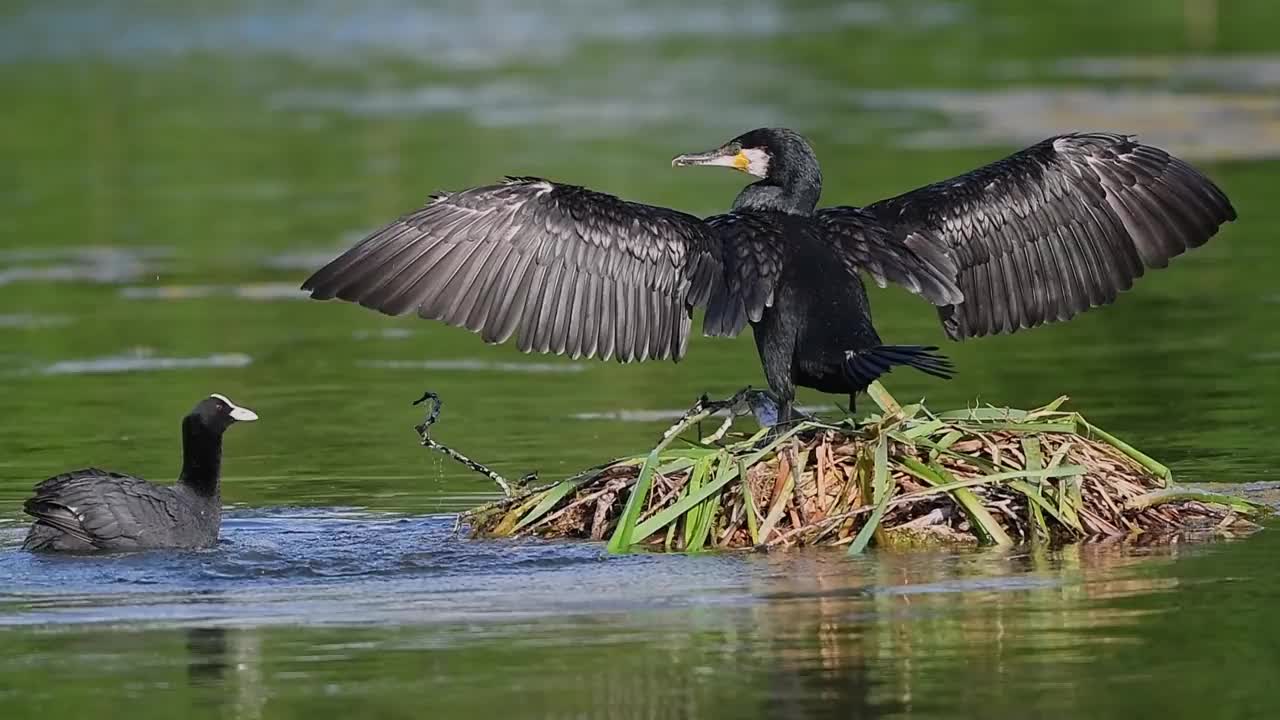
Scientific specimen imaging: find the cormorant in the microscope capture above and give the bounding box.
[22,394,258,552]
[301,128,1235,424]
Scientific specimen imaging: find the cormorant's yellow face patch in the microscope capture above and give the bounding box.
[670,146,769,178]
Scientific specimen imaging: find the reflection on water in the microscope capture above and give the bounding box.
[37,350,253,376]
[0,247,168,288]
[0,0,966,66]
[857,88,1280,160]
[0,516,1230,718]
[1057,54,1280,90]
[360,358,587,374]
[351,327,413,341]
[119,283,309,302]
[185,627,230,685]
[0,313,71,329]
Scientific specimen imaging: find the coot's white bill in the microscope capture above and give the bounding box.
[210,393,259,422]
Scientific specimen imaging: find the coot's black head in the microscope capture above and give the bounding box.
[189,393,258,435]
[671,127,818,183]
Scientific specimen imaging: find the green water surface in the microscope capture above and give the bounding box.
[2,1,1279,718]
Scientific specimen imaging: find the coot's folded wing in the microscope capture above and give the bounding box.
[24,469,179,549]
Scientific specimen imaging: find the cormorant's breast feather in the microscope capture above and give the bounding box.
[699,212,793,338]
[847,133,1235,339]
[302,178,725,363]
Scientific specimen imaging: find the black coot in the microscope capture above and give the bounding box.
[22,394,258,552]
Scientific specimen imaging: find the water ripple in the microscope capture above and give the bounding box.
[0,1,965,66]
[0,507,1195,631]
[361,359,587,374]
[857,87,1280,161]
[39,350,253,376]
[0,247,169,288]
[119,283,309,302]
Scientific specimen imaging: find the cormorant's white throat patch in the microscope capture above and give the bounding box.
[740,147,771,178]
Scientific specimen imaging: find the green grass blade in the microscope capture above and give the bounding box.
[660,446,720,459]
[604,403,727,552]
[656,457,698,475]
[1047,441,1073,470]
[1021,436,1046,540]
[1022,437,1043,473]
[1124,489,1271,515]
[682,456,712,547]
[686,489,722,552]
[631,458,744,544]
[1077,418,1172,486]
[515,478,587,532]
[898,457,1013,546]
[928,429,964,461]
[954,421,1077,434]
[900,418,946,440]
[846,485,892,554]
[936,407,1029,421]
[1008,480,1081,533]
[491,493,552,536]
[865,381,901,414]
[606,446,662,552]
[1027,495,1048,539]
[1044,442,1083,524]
[872,432,889,502]
[848,433,892,555]
[1027,395,1070,417]
[740,459,760,546]
[897,465,1087,501]
[897,403,924,422]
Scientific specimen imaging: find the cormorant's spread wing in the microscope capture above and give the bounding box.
[303,177,723,363]
[813,206,964,306]
[700,213,790,338]
[860,133,1235,339]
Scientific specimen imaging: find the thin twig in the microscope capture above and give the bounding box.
[659,387,790,445]
[413,391,530,497]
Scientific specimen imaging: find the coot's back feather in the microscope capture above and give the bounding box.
[23,469,188,551]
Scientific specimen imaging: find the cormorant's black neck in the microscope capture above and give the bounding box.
[178,415,223,498]
[732,139,823,215]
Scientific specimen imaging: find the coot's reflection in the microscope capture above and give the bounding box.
[185,626,230,686]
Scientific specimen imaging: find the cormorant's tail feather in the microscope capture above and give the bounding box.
[843,345,955,392]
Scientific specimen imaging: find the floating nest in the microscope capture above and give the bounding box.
[424,385,1267,553]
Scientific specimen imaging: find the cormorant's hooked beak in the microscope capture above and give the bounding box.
[672,147,750,173]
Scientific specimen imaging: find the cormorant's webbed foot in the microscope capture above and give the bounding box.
[665,387,788,445]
